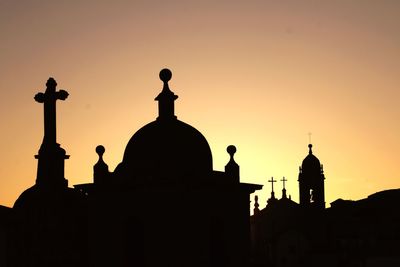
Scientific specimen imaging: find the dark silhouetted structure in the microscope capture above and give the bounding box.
[10,78,87,267]
[251,145,400,267]
[0,69,399,267]
[5,70,262,267]
[299,144,325,210]
[75,69,262,267]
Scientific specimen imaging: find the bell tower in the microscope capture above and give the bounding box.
[298,144,325,210]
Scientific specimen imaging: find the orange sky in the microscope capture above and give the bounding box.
[0,1,399,209]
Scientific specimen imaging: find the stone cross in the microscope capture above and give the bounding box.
[34,78,69,145]
[281,176,287,189]
[268,177,277,193]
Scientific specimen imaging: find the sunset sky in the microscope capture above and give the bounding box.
[0,0,399,210]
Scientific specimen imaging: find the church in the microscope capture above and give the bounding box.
[7,69,262,267]
[250,144,400,267]
[0,69,400,267]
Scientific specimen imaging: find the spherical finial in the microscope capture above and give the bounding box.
[159,68,172,83]
[227,145,237,157]
[46,77,57,88]
[308,144,313,154]
[96,145,105,157]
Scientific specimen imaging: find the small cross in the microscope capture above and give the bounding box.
[308,132,312,144]
[34,78,69,145]
[281,176,288,190]
[268,177,277,193]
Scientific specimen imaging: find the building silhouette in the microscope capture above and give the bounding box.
[0,69,399,267]
[298,144,325,210]
[251,145,400,267]
[7,69,262,267]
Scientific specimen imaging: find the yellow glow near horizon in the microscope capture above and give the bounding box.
[0,1,399,209]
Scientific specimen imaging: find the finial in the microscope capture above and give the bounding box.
[227,145,236,159]
[155,68,178,120]
[268,177,277,193]
[308,144,313,154]
[281,176,287,189]
[225,145,239,182]
[267,179,277,205]
[281,177,288,199]
[96,145,105,158]
[268,177,277,201]
[159,68,172,83]
[94,145,109,184]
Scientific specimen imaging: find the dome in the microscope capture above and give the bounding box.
[116,69,213,183]
[121,119,213,181]
[301,144,321,173]
[14,185,85,210]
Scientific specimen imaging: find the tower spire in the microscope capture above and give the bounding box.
[34,78,69,187]
[155,68,178,120]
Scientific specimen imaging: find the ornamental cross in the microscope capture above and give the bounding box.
[268,177,277,192]
[281,176,287,189]
[34,78,69,145]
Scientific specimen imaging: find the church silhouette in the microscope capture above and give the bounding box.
[0,69,399,267]
[251,144,400,267]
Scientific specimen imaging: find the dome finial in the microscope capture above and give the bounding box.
[308,144,313,154]
[155,68,178,120]
[159,68,172,83]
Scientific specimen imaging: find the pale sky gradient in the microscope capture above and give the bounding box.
[1,0,399,209]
